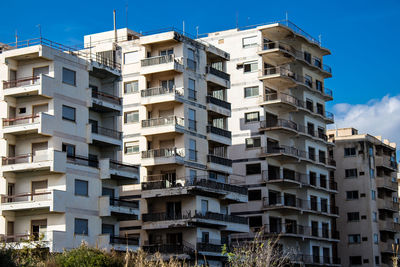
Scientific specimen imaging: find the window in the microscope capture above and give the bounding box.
[344,147,356,156]
[189,139,197,161]
[201,199,208,215]
[304,52,312,63]
[244,86,259,98]
[249,216,262,228]
[348,234,361,244]
[244,61,258,73]
[160,49,173,56]
[374,233,379,244]
[316,80,323,92]
[188,78,196,100]
[375,256,380,265]
[62,105,76,122]
[349,256,362,265]
[314,57,322,68]
[125,141,139,154]
[316,103,324,115]
[187,49,196,70]
[371,190,376,200]
[308,147,316,161]
[124,51,139,64]
[305,75,312,87]
[62,68,76,86]
[248,190,262,201]
[75,179,88,196]
[124,111,139,124]
[246,163,261,175]
[124,81,139,94]
[188,109,196,131]
[242,36,258,48]
[201,232,209,243]
[347,191,359,200]
[345,169,358,178]
[190,170,197,182]
[347,212,360,222]
[245,112,259,123]
[19,107,26,114]
[74,218,88,235]
[245,137,261,149]
[306,99,314,112]
[309,172,317,186]
[62,143,75,157]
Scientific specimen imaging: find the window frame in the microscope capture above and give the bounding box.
[124,141,139,154]
[62,105,76,122]
[75,179,89,197]
[74,218,89,235]
[62,67,76,86]
[244,111,259,123]
[245,137,261,149]
[124,81,139,94]
[243,61,258,73]
[244,86,259,98]
[246,163,261,175]
[124,110,139,124]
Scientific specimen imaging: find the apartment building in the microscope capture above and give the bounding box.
[82,29,249,265]
[328,128,399,267]
[202,20,339,265]
[0,38,140,251]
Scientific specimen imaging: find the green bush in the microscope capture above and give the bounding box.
[55,244,118,267]
[0,247,16,267]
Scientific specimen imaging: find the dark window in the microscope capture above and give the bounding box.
[306,99,313,112]
[346,191,359,200]
[304,52,311,63]
[244,62,258,73]
[248,190,262,201]
[309,172,317,186]
[75,179,88,196]
[62,68,76,86]
[246,163,261,175]
[249,216,262,227]
[62,105,76,121]
[316,80,323,92]
[375,256,379,265]
[62,143,75,157]
[245,137,261,149]
[345,169,358,178]
[74,218,88,235]
[308,147,316,161]
[363,259,369,264]
[347,212,360,221]
[349,256,362,265]
[344,147,357,156]
[348,234,361,244]
[316,103,324,115]
[245,112,259,123]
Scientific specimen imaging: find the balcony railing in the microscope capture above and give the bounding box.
[1,191,51,203]
[206,66,230,81]
[109,160,139,173]
[265,145,299,157]
[206,95,231,110]
[263,93,300,107]
[141,54,174,67]
[3,114,40,127]
[260,41,296,55]
[2,152,50,165]
[143,241,194,255]
[3,76,40,89]
[207,154,232,167]
[110,235,139,246]
[196,242,223,253]
[92,90,121,105]
[207,125,231,138]
[262,66,296,79]
[324,111,334,121]
[141,147,185,159]
[67,154,99,168]
[260,119,298,131]
[91,125,122,140]
[263,197,339,215]
[292,254,340,265]
[140,86,183,97]
[263,224,339,240]
[109,197,139,209]
[141,116,184,128]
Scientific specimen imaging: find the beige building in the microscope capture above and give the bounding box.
[328,128,399,267]
[82,29,249,265]
[202,20,339,265]
[0,38,140,251]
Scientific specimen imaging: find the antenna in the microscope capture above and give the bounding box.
[113,10,117,42]
[236,11,239,28]
[15,30,18,47]
[319,34,322,46]
[286,11,288,21]
[196,26,199,39]
[36,24,42,38]
[125,2,128,28]
[182,21,185,35]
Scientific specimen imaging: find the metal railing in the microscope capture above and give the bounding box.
[141,54,174,67]
[67,154,99,168]
[263,197,339,215]
[3,114,40,126]
[206,95,231,110]
[260,41,296,55]
[206,66,230,80]
[91,125,122,140]
[1,191,51,203]
[3,76,40,89]
[141,147,185,159]
[92,90,121,105]
[260,119,298,131]
[109,197,139,209]
[263,93,300,107]
[2,151,52,165]
[140,86,183,97]
[196,242,223,253]
[263,224,339,240]
[110,235,139,246]
[207,154,232,167]
[109,160,139,173]
[262,66,296,79]
[292,254,340,265]
[265,145,299,157]
[143,242,194,255]
[207,125,231,138]
[141,116,184,128]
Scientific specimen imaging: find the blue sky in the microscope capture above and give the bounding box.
[1,0,400,148]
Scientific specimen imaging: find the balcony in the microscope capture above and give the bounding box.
[0,230,67,252]
[257,41,296,65]
[0,189,66,213]
[206,95,231,117]
[97,234,139,252]
[140,55,184,75]
[141,147,185,166]
[262,170,306,186]
[258,67,297,88]
[2,74,55,98]
[377,198,399,212]
[99,158,139,182]
[91,90,122,113]
[259,119,298,135]
[263,224,339,241]
[379,220,400,233]
[2,112,56,136]
[376,156,398,171]
[205,66,230,88]
[91,125,122,147]
[264,145,299,162]
[263,197,339,216]
[140,86,184,105]
[295,76,333,101]
[141,116,185,136]
[292,254,340,266]
[196,241,224,254]
[376,177,398,192]
[141,177,247,203]
[1,150,66,174]
[207,125,231,146]
[143,241,195,258]
[259,93,299,111]
[99,195,139,220]
[207,154,232,173]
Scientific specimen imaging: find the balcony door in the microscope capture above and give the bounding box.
[7,183,15,202]
[7,221,14,241]
[166,201,181,219]
[31,142,48,162]
[31,219,47,241]
[8,145,15,164]
[33,66,49,78]
[32,180,48,201]
[102,224,115,237]
[166,232,182,245]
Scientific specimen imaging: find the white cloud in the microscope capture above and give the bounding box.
[330,95,400,149]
